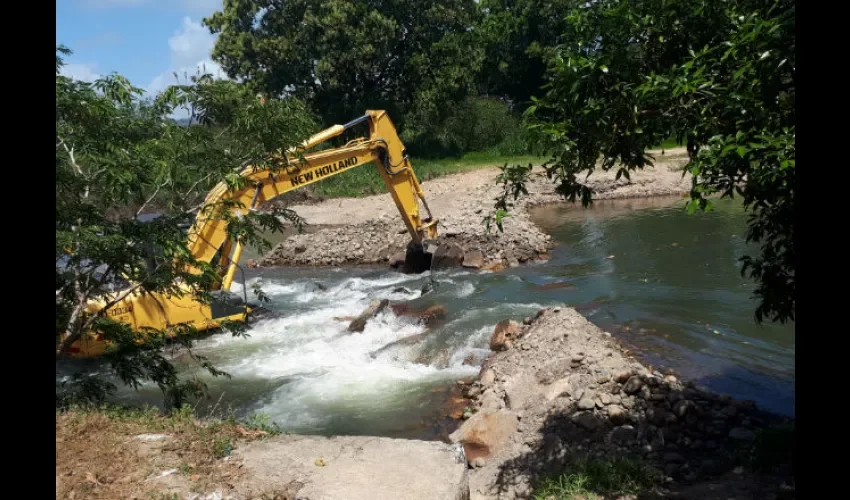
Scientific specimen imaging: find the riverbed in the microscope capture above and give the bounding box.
[92,194,794,437]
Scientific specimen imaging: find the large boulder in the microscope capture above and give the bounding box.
[449,409,518,464]
[431,242,466,269]
[462,250,485,269]
[490,319,522,351]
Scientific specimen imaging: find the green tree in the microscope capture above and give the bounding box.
[56,46,316,407]
[204,0,481,134]
[476,0,573,106]
[495,0,795,323]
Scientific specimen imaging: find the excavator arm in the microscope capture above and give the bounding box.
[63,110,439,357]
[190,110,438,290]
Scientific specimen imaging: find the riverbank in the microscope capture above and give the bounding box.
[256,148,691,269]
[56,306,794,500]
[452,307,794,499]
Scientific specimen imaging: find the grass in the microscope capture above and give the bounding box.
[56,404,281,499]
[533,457,663,500]
[309,151,544,198]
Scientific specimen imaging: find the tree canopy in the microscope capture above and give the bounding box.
[495,0,795,323]
[204,0,482,138]
[56,46,316,406]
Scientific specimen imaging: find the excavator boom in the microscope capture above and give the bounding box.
[64,110,438,357]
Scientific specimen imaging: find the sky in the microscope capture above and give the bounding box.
[56,0,226,94]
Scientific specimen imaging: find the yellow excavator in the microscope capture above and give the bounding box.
[62,110,438,358]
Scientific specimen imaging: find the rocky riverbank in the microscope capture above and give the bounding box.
[450,306,794,500]
[255,149,691,269]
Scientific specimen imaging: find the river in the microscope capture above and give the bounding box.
[91,195,794,437]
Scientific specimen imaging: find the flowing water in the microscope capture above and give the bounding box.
[70,195,794,437]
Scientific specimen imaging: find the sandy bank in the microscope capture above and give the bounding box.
[256,148,691,269]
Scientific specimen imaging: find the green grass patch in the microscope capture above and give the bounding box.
[652,137,685,150]
[533,457,662,500]
[310,152,544,198]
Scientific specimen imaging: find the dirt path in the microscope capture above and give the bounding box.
[258,148,692,268]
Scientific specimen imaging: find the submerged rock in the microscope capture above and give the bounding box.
[348,299,390,332]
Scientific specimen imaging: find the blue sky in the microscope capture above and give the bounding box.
[56,0,226,94]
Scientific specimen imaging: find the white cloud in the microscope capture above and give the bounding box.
[169,16,216,68]
[60,62,100,82]
[147,17,225,95]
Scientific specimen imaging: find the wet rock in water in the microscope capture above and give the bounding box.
[622,376,645,394]
[348,299,390,332]
[418,305,448,327]
[391,286,414,295]
[462,250,485,269]
[462,354,477,366]
[389,251,406,269]
[420,281,434,296]
[431,242,465,269]
[490,319,522,351]
[390,303,447,327]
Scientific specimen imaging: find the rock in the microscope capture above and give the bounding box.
[607,405,628,425]
[432,242,466,269]
[348,299,390,332]
[522,316,533,325]
[471,457,486,468]
[449,409,518,462]
[480,369,496,387]
[610,425,636,444]
[600,393,612,405]
[480,390,505,410]
[622,376,644,394]
[673,399,695,418]
[648,409,676,426]
[235,434,469,500]
[664,374,678,384]
[389,251,406,269]
[577,398,596,410]
[571,411,599,430]
[544,377,572,401]
[462,250,485,269]
[504,373,537,410]
[490,319,522,351]
[728,427,757,442]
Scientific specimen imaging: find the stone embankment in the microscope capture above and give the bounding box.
[256,149,691,269]
[450,307,793,500]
